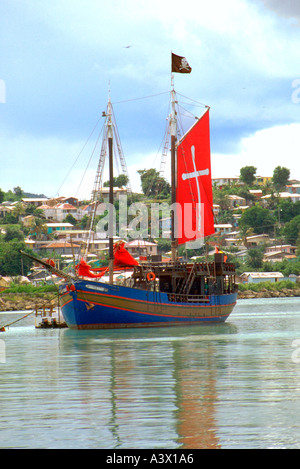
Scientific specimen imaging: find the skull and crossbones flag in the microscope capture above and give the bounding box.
[171,53,192,73]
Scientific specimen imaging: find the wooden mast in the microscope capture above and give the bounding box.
[170,75,177,262]
[107,93,114,284]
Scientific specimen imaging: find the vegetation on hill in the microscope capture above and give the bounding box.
[0,164,299,279]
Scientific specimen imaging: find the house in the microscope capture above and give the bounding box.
[38,241,81,256]
[21,198,49,207]
[255,176,272,186]
[212,177,241,189]
[125,240,158,257]
[227,195,246,208]
[287,184,300,194]
[249,189,263,199]
[100,187,127,202]
[261,192,300,204]
[213,204,220,216]
[240,272,284,283]
[0,205,14,218]
[263,245,297,262]
[0,276,10,291]
[22,215,36,227]
[214,224,232,235]
[45,222,74,234]
[245,234,270,247]
[56,196,79,207]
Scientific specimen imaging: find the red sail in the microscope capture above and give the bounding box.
[176,109,215,245]
[113,241,139,267]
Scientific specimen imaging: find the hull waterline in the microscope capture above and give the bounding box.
[59,280,237,330]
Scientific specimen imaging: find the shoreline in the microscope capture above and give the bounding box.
[0,292,58,312]
[0,289,299,312]
[238,288,300,299]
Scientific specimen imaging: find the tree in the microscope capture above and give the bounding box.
[103,174,129,188]
[13,186,24,199]
[246,248,264,269]
[3,225,24,242]
[239,166,257,186]
[239,205,276,235]
[63,214,77,226]
[138,168,170,198]
[12,202,25,221]
[281,215,300,245]
[272,166,290,191]
[0,241,33,276]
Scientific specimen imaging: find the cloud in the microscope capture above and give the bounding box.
[211,122,300,180]
[1,0,300,199]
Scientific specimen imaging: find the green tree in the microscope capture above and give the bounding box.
[13,186,24,199]
[272,166,290,191]
[239,166,257,186]
[3,225,24,242]
[63,214,77,226]
[239,205,276,235]
[281,214,300,245]
[138,168,170,198]
[12,202,25,221]
[0,241,33,276]
[103,174,129,188]
[246,248,264,269]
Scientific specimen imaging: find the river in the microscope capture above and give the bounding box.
[0,297,300,449]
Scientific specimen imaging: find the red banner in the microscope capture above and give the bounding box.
[176,109,215,245]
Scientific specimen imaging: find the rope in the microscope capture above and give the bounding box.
[0,310,36,331]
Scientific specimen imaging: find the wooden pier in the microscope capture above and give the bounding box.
[35,305,67,329]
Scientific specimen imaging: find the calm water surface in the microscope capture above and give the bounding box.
[1,297,300,449]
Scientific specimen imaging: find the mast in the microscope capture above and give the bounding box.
[107,93,114,284]
[170,75,177,262]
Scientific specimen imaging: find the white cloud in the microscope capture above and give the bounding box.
[212,123,300,179]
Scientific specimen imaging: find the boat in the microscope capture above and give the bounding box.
[22,54,237,329]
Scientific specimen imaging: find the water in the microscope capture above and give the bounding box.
[1,297,300,449]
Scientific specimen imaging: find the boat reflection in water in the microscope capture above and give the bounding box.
[61,322,237,448]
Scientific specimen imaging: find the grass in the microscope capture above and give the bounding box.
[238,280,298,292]
[2,283,58,295]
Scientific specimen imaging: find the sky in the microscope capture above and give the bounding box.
[0,0,300,200]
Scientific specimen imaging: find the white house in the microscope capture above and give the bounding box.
[240,272,284,283]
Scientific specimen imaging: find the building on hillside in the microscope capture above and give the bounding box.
[249,189,263,199]
[263,245,297,263]
[227,195,246,208]
[245,234,270,247]
[22,215,36,227]
[45,222,74,234]
[287,184,300,194]
[0,205,14,218]
[99,187,127,202]
[212,177,241,189]
[125,240,158,258]
[240,272,284,283]
[21,198,49,207]
[261,192,300,204]
[255,176,272,186]
[38,241,81,256]
[214,224,232,235]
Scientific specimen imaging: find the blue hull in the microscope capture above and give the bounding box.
[59,280,237,330]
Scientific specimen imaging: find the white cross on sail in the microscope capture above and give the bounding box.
[181,145,209,233]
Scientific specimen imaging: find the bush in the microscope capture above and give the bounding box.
[3,284,58,295]
[238,280,297,292]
